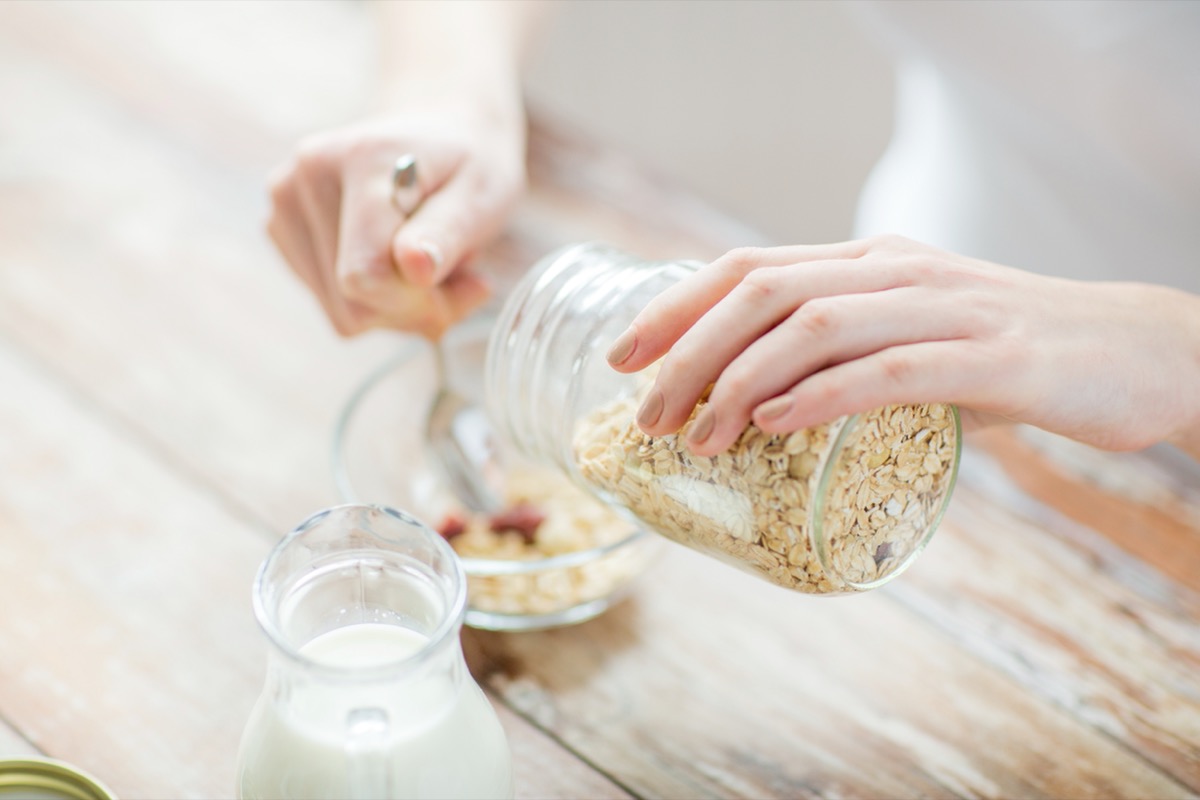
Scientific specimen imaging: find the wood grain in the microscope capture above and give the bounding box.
[0,2,1198,799]
[494,703,633,800]
[0,338,268,798]
[971,427,1200,589]
[465,543,1190,800]
[0,335,631,800]
[0,718,40,758]
[894,475,1200,791]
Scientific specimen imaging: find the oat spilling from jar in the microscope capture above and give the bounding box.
[436,465,651,616]
[573,399,957,593]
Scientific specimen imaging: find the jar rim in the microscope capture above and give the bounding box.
[809,405,963,591]
[331,344,650,579]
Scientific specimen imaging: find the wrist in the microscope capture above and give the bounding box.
[377,75,524,131]
[373,1,532,128]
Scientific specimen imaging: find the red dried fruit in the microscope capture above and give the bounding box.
[436,512,468,540]
[488,502,545,545]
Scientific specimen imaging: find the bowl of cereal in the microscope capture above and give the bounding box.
[331,314,659,632]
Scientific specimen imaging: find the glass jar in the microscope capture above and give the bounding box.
[331,315,661,632]
[236,504,513,799]
[486,243,962,594]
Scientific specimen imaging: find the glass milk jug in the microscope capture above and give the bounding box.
[236,504,513,800]
[485,243,960,595]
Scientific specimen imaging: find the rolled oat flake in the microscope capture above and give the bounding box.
[0,757,117,800]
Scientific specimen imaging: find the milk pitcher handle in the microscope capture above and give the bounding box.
[345,707,392,799]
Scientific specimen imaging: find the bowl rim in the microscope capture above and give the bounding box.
[331,342,652,578]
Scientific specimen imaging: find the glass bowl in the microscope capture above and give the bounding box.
[331,315,659,632]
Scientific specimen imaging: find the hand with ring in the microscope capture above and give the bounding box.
[266,107,527,340]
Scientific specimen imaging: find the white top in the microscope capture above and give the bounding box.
[852,1,1200,293]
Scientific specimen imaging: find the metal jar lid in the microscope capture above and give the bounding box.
[0,757,116,800]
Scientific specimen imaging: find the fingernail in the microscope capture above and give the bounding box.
[606,329,636,366]
[402,240,441,285]
[687,407,715,446]
[420,240,443,272]
[637,389,664,429]
[756,395,793,421]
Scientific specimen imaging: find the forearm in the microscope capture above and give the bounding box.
[373,0,550,121]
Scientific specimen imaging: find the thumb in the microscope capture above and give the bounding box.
[391,168,508,288]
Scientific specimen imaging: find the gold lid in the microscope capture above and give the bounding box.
[0,757,117,800]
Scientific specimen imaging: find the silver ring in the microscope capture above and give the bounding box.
[391,153,420,215]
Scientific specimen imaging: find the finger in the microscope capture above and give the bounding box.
[610,240,876,374]
[440,266,493,322]
[292,151,343,290]
[682,287,972,454]
[266,171,321,297]
[637,261,920,438]
[370,267,493,340]
[293,158,387,332]
[267,173,371,336]
[392,163,516,287]
[334,158,409,306]
[749,339,983,434]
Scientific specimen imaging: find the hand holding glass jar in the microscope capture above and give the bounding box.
[486,243,962,594]
[604,235,1200,457]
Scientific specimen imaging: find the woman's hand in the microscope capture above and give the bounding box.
[607,235,1200,456]
[266,106,525,339]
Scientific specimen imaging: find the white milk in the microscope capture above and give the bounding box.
[237,623,512,800]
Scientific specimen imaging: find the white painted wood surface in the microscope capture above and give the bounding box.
[0,3,1196,799]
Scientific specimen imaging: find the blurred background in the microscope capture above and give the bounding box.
[526,1,895,245]
[0,0,893,247]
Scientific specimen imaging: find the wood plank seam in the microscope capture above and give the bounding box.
[884,585,1194,796]
[482,688,642,800]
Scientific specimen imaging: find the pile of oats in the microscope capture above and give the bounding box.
[573,397,957,594]
[438,465,652,616]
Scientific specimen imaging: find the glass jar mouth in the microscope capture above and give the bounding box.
[330,347,651,578]
[252,504,467,682]
[809,407,963,591]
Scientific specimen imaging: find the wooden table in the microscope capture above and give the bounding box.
[1,3,1197,798]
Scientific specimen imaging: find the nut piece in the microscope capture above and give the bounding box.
[488,502,546,544]
[441,464,651,616]
[436,512,468,540]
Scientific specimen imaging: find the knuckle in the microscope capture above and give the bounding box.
[267,167,295,205]
[789,298,839,337]
[295,135,339,173]
[337,135,384,171]
[336,270,366,300]
[329,314,359,338]
[880,349,915,385]
[714,364,753,402]
[811,383,841,410]
[737,268,782,304]
[717,247,768,278]
[866,232,915,252]
[660,348,698,384]
[898,254,939,284]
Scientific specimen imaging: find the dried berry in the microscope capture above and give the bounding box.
[436,512,468,540]
[488,502,546,544]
